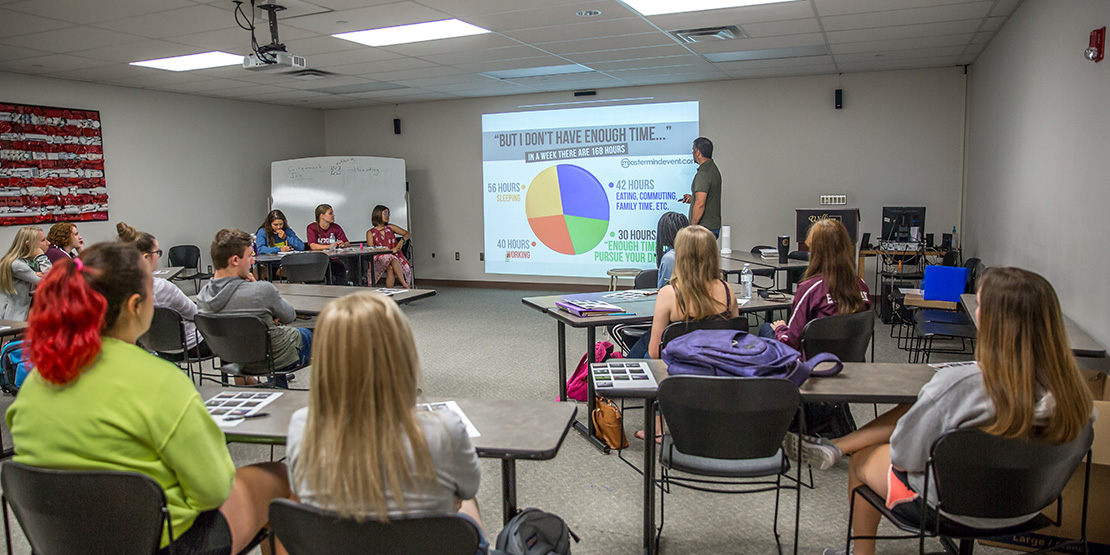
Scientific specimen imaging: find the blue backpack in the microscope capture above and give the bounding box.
[662,330,842,386]
[0,340,31,395]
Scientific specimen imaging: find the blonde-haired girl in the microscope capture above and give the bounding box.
[286,292,487,549]
[0,226,50,320]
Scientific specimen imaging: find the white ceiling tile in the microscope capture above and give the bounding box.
[278,74,382,90]
[989,0,1022,17]
[42,63,143,81]
[834,46,964,64]
[821,2,992,32]
[825,20,984,44]
[454,55,574,73]
[589,54,703,70]
[418,45,552,66]
[206,83,296,97]
[3,0,194,24]
[0,53,113,73]
[813,0,983,17]
[957,54,976,65]
[100,69,214,87]
[343,86,425,98]
[741,18,821,37]
[149,78,261,92]
[723,64,834,79]
[280,2,452,35]
[504,71,620,86]
[711,54,832,71]
[645,2,817,30]
[93,4,231,38]
[247,89,334,101]
[0,8,74,37]
[413,0,588,18]
[980,16,1006,31]
[322,56,435,75]
[829,34,974,54]
[0,26,146,53]
[376,32,521,57]
[606,64,727,78]
[390,73,496,88]
[297,47,406,69]
[564,45,689,64]
[971,31,992,44]
[965,43,984,54]
[269,35,366,57]
[537,32,677,55]
[360,65,463,81]
[171,26,316,52]
[0,44,51,62]
[221,71,308,85]
[464,1,634,32]
[79,40,209,63]
[685,33,826,54]
[500,17,654,44]
[836,56,958,72]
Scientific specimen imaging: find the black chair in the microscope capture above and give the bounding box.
[139,307,214,384]
[2,461,173,554]
[846,426,1095,555]
[634,268,659,289]
[749,245,777,288]
[280,252,330,284]
[799,311,876,437]
[268,498,480,555]
[656,376,802,553]
[785,250,810,290]
[659,316,749,352]
[193,313,306,388]
[168,245,213,292]
[610,269,661,352]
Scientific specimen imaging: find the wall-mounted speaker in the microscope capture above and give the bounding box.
[834,89,843,109]
[393,118,401,135]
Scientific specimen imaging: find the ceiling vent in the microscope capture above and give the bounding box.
[670,25,746,44]
[285,69,335,80]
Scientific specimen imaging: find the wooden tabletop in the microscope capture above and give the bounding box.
[198,386,576,460]
[722,252,808,272]
[961,293,1107,358]
[522,288,792,328]
[283,288,436,315]
[903,291,958,311]
[0,319,28,338]
[255,246,391,264]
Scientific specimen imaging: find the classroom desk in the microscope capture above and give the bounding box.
[611,360,935,555]
[153,266,184,280]
[279,285,436,316]
[721,253,808,290]
[255,245,391,285]
[902,291,957,311]
[961,293,1107,358]
[520,289,793,453]
[0,319,28,338]
[198,386,577,524]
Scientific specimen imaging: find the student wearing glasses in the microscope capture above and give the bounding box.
[117,223,210,357]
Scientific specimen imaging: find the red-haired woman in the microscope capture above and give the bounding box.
[5,242,291,554]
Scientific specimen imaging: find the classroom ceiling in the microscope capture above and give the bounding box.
[0,0,1020,110]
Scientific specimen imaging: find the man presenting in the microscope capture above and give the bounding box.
[680,137,722,237]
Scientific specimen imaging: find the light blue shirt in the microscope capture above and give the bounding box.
[658,248,675,288]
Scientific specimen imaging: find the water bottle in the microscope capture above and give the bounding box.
[951,226,960,251]
[740,263,753,299]
[329,233,336,252]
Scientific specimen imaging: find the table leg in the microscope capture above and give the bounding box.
[572,326,610,453]
[502,459,517,524]
[858,252,866,279]
[557,322,567,402]
[643,397,657,555]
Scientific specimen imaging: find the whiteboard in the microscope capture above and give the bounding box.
[270,156,408,243]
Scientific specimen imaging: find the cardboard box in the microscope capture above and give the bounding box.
[980,370,1110,554]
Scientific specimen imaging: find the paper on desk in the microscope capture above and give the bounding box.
[206,391,283,428]
[374,288,408,296]
[899,288,924,296]
[928,361,977,371]
[738,298,750,306]
[418,401,480,438]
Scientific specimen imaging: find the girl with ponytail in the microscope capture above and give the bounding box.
[7,242,292,555]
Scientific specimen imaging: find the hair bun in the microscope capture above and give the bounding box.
[116,222,137,241]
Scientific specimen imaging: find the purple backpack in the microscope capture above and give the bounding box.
[662,330,842,386]
[566,341,623,402]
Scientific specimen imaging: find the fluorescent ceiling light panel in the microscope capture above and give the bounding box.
[130,51,242,72]
[333,19,490,47]
[704,45,827,62]
[623,0,801,17]
[483,64,593,80]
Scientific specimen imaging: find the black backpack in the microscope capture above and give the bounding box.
[495,508,577,555]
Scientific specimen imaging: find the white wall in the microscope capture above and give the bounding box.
[964,0,1110,349]
[0,72,325,262]
[325,67,967,286]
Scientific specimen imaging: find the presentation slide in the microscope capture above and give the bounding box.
[482,101,699,278]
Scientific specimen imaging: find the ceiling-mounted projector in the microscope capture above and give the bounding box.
[243,51,306,71]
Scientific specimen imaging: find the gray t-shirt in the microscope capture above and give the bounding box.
[196,277,302,370]
[690,158,722,230]
[286,406,481,516]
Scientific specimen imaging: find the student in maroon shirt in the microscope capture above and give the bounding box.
[760,219,870,349]
[306,204,351,285]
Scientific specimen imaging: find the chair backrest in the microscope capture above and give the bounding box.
[658,376,799,460]
[930,425,1094,519]
[139,307,186,353]
[281,252,330,283]
[787,250,810,261]
[634,269,659,289]
[269,499,480,555]
[964,257,982,293]
[1,461,170,555]
[167,245,201,270]
[194,313,271,368]
[660,316,749,351]
[940,249,959,266]
[799,311,875,362]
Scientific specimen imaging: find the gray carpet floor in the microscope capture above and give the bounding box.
[0,285,1015,554]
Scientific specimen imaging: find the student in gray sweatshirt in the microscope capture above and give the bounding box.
[785,268,1096,555]
[197,228,312,386]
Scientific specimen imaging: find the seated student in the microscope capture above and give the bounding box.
[367,204,412,288]
[760,219,870,349]
[197,228,312,388]
[44,222,84,264]
[117,223,210,357]
[0,226,51,320]
[610,212,690,353]
[784,267,1095,555]
[626,225,739,360]
[6,242,292,555]
[287,291,487,551]
[306,204,351,285]
[256,209,305,254]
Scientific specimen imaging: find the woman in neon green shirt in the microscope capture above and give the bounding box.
[6,242,291,554]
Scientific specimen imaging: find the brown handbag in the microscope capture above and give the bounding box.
[592,397,629,450]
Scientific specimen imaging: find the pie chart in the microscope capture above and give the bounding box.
[525,165,610,255]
